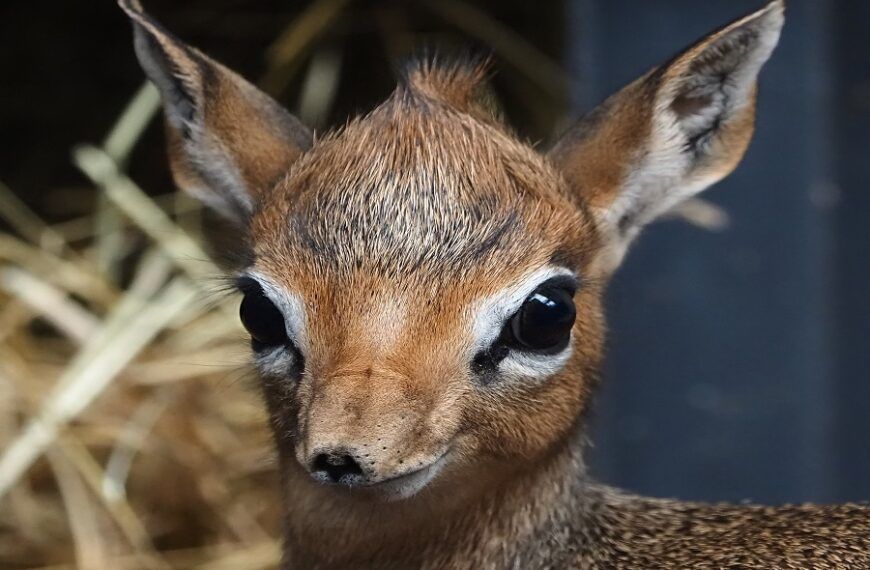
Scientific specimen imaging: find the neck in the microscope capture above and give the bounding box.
[279,431,593,569]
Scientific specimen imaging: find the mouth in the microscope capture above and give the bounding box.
[351,450,451,501]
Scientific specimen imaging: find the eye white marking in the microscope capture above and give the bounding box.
[241,270,309,375]
[471,266,576,351]
[470,266,577,380]
[254,344,298,377]
[499,348,573,381]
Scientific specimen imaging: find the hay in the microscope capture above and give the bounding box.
[0,85,280,570]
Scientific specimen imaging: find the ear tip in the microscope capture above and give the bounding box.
[117,0,145,18]
[760,0,787,28]
[732,0,785,45]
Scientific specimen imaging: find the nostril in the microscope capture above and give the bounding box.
[311,452,364,484]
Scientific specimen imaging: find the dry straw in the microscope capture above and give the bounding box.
[0,79,279,568]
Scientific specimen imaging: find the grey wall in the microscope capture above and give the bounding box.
[566,0,869,503]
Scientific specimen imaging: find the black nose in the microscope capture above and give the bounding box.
[311,451,364,484]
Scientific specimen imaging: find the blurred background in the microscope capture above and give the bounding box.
[0,0,867,568]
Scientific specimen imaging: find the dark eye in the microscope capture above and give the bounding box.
[238,279,289,351]
[506,285,576,353]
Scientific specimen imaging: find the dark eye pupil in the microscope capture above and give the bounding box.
[509,287,576,352]
[239,282,288,350]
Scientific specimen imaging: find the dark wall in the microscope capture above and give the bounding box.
[568,0,869,504]
[832,0,870,505]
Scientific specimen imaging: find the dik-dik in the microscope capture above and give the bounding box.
[120,0,869,567]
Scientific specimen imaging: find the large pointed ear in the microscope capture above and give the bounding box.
[118,0,311,224]
[550,0,784,275]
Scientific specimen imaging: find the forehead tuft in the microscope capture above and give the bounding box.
[400,57,497,124]
[251,60,588,283]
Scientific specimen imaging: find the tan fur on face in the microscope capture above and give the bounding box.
[250,70,602,486]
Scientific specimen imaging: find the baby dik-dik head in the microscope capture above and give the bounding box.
[121,1,783,500]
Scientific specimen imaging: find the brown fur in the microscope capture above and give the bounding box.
[549,74,657,212]
[119,0,870,568]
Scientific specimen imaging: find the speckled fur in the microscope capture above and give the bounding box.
[120,0,870,567]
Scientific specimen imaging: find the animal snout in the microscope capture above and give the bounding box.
[310,449,365,485]
[298,368,454,491]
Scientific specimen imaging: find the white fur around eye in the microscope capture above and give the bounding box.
[241,270,309,374]
[254,344,300,378]
[499,346,574,380]
[470,266,577,379]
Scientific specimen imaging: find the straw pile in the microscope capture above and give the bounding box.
[0,83,282,569]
